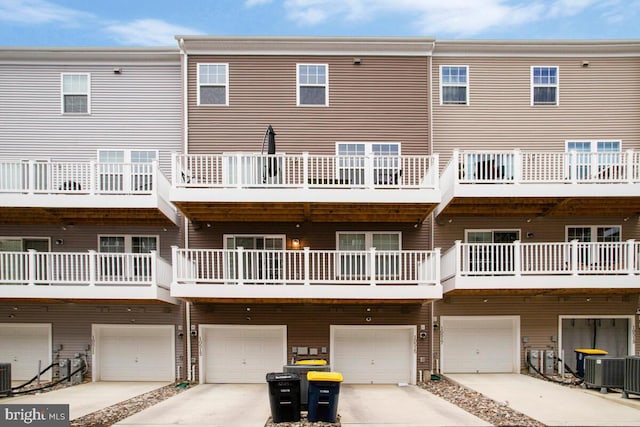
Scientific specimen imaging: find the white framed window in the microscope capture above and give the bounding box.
[336,231,401,277]
[566,225,621,269]
[440,65,468,105]
[336,142,401,186]
[565,140,621,180]
[297,64,328,106]
[98,235,158,280]
[465,230,520,273]
[531,66,558,106]
[197,63,228,106]
[97,149,157,192]
[224,235,285,282]
[61,73,90,114]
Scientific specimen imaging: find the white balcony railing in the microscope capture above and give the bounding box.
[172,153,439,190]
[173,247,440,286]
[0,250,172,288]
[445,149,640,184]
[441,240,639,279]
[0,160,169,195]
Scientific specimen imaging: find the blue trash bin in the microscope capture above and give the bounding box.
[307,371,343,423]
[574,349,607,378]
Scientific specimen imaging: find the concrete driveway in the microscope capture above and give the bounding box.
[3,382,170,420]
[447,373,640,427]
[115,383,489,427]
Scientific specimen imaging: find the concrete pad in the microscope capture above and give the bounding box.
[447,373,640,427]
[338,384,491,427]
[114,384,270,427]
[3,382,170,420]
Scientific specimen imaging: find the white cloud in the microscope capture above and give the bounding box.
[105,19,203,46]
[280,0,612,36]
[0,0,92,25]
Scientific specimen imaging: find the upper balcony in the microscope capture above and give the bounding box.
[170,153,440,223]
[437,149,640,217]
[0,160,179,226]
[171,247,442,303]
[0,250,177,304]
[441,240,640,295]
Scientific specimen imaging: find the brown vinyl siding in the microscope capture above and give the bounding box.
[434,295,639,372]
[432,56,640,167]
[0,225,180,261]
[189,302,432,382]
[0,302,183,379]
[434,216,640,252]
[186,221,431,252]
[187,55,430,156]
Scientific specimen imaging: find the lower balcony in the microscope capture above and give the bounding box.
[0,250,177,304]
[171,247,442,303]
[441,240,640,294]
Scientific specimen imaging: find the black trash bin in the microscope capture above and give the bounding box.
[574,349,607,378]
[284,360,330,411]
[307,371,343,423]
[266,372,301,423]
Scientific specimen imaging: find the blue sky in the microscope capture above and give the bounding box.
[0,0,638,47]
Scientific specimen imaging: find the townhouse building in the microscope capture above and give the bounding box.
[1,38,638,386]
[432,40,640,374]
[0,48,185,382]
[171,37,442,384]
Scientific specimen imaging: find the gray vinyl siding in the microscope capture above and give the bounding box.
[0,64,182,175]
[187,55,430,156]
[0,302,184,380]
[432,56,640,167]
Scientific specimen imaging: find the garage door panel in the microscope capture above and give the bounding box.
[333,327,413,385]
[204,326,285,384]
[96,325,174,381]
[442,317,518,374]
[0,324,51,381]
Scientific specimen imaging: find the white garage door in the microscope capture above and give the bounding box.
[0,323,51,381]
[331,326,414,384]
[202,325,286,383]
[93,325,175,381]
[441,316,519,373]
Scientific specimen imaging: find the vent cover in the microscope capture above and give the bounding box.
[623,356,640,398]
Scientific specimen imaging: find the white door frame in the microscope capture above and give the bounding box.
[198,324,287,384]
[440,315,521,373]
[91,324,175,382]
[558,314,635,360]
[0,323,52,381]
[330,324,417,384]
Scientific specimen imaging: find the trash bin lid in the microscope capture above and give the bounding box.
[295,359,327,366]
[574,349,608,355]
[307,371,343,382]
[266,372,300,382]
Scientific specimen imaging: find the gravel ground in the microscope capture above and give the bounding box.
[264,413,340,427]
[420,376,545,427]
